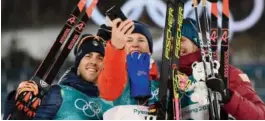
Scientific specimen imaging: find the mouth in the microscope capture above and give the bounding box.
[85,67,98,73]
[198,69,203,73]
[131,50,140,53]
[129,47,143,52]
[130,49,141,53]
[180,81,186,85]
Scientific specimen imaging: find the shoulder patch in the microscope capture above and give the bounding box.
[239,73,250,82]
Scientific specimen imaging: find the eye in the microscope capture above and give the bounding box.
[126,39,133,43]
[181,38,185,42]
[85,54,92,58]
[96,54,104,61]
[138,39,145,42]
[97,56,103,61]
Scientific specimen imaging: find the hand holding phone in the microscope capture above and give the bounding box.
[106,6,134,49]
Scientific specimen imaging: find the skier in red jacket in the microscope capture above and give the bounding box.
[179,18,265,119]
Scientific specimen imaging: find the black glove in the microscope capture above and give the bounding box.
[16,91,41,118]
[14,81,41,118]
[206,77,232,104]
[97,24,112,41]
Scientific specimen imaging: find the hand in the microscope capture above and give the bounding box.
[111,18,134,49]
[16,81,39,100]
[15,80,41,118]
[206,77,231,103]
[127,52,151,98]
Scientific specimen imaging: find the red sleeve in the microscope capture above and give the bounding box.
[98,41,127,101]
[224,65,265,119]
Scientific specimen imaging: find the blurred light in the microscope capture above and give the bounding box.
[90,0,264,36]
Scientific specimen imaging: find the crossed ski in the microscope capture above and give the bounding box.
[8,0,98,119]
[154,0,230,120]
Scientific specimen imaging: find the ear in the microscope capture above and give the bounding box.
[77,68,80,76]
[192,61,198,69]
[213,60,220,70]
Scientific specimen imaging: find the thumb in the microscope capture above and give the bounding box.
[142,53,150,66]
[131,51,140,59]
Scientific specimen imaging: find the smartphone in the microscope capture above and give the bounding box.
[105,6,127,21]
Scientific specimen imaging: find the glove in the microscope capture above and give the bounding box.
[15,80,41,118]
[127,52,151,98]
[206,77,232,104]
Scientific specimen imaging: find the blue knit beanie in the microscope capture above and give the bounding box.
[74,34,105,68]
[182,18,200,47]
[132,21,153,53]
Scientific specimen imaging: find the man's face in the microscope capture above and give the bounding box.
[77,52,104,83]
[124,33,150,54]
[180,36,199,56]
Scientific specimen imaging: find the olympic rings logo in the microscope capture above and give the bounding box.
[74,98,101,119]
[90,0,263,37]
[88,0,263,58]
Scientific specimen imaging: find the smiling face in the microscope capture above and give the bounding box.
[77,52,104,83]
[124,33,150,54]
[180,36,199,56]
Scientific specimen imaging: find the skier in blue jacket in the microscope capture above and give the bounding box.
[3,34,113,120]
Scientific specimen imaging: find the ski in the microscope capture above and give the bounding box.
[33,0,88,85]
[44,0,98,83]
[170,0,184,119]
[219,0,230,119]
[7,0,98,119]
[210,2,218,61]
[155,0,175,119]
[153,0,184,120]
[193,0,221,119]
[209,1,221,120]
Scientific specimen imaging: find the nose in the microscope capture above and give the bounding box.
[132,41,139,48]
[130,42,140,51]
[90,57,97,65]
[181,41,186,49]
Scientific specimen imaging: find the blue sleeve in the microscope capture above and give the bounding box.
[3,90,16,120]
[33,85,62,120]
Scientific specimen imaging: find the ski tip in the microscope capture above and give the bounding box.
[192,0,200,7]
[77,0,87,11]
[208,0,218,3]
[192,0,217,6]
[201,0,217,6]
[222,0,229,17]
[85,0,99,17]
[211,2,218,17]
